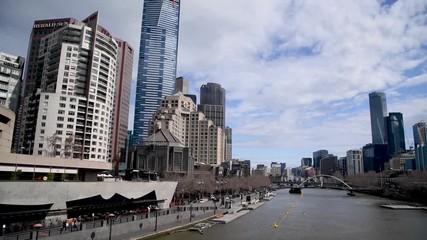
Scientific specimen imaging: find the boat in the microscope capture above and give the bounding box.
[289,187,302,194]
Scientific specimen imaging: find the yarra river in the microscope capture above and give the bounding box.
[153,189,427,240]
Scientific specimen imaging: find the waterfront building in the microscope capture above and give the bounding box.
[198,82,226,129]
[280,162,286,176]
[389,152,415,170]
[148,93,224,165]
[319,155,338,175]
[369,92,388,144]
[338,157,347,177]
[301,157,312,167]
[346,149,363,175]
[225,127,232,161]
[413,121,427,171]
[362,143,389,172]
[253,164,268,176]
[18,12,119,162]
[270,162,281,178]
[129,129,194,179]
[313,150,328,173]
[111,38,134,161]
[386,112,406,156]
[133,0,181,145]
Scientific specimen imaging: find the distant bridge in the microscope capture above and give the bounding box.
[272,174,353,190]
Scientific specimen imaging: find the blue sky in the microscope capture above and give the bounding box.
[1,0,426,168]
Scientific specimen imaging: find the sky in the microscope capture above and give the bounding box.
[1,0,427,168]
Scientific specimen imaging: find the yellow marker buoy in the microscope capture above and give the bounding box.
[273,222,278,228]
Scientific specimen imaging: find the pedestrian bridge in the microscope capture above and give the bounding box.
[298,174,353,189]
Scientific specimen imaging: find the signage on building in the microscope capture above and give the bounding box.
[33,21,69,29]
[141,141,169,147]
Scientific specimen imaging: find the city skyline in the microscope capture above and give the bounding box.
[1,0,426,167]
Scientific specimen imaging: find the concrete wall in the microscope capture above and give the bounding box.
[0,181,177,210]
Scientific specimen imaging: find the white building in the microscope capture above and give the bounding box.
[149,93,224,165]
[346,149,363,175]
[20,12,118,162]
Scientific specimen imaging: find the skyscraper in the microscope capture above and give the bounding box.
[386,112,405,156]
[313,149,328,172]
[413,121,427,171]
[174,76,188,94]
[18,12,119,162]
[133,0,181,145]
[0,52,25,113]
[111,39,133,161]
[369,92,388,144]
[198,82,226,129]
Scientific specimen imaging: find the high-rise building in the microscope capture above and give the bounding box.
[133,0,181,145]
[0,52,25,113]
[0,52,25,153]
[225,127,232,161]
[413,121,427,171]
[149,92,224,165]
[320,155,338,175]
[18,12,119,162]
[346,149,363,175]
[301,158,312,167]
[111,39,133,161]
[313,150,328,172]
[362,143,388,172]
[369,92,388,144]
[198,82,226,129]
[386,112,406,156]
[174,76,188,94]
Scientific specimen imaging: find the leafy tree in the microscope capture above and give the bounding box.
[11,169,22,181]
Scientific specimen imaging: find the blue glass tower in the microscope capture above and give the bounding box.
[133,0,181,145]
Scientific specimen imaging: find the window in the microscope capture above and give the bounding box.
[67,124,73,129]
[59,103,66,108]
[58,110,65,114]
[57,123,63,128]
[42,115,47,120]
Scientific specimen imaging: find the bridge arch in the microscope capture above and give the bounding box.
[298,174,352,189]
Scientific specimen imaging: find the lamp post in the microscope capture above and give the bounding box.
[154,210,158,231]
[33,223,43,240]
[108,213,114,240]
[189,204,193,222]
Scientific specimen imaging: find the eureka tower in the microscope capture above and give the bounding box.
[133,0,181,145]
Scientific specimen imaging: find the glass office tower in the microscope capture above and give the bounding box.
[386,112,406,156]
[369,92,388,144]
[133,0,181,145]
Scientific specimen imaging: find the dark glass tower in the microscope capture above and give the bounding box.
[369,92,388,144]
[198,82,226,129]
[133,0,181,145]
[386,112,406,156]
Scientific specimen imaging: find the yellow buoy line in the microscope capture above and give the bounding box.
[273,191,304,229]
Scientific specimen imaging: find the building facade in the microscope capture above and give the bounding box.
[111,39,133,161]
[413,121,427,171]
[198,82,226,129]
[313,149,328,173]
[301,158,312,167]
[346,149,363,175]
[225,127,232,161]
[369,92,388,144]
[0,52,25,114]
[133,0,181,145]
[386,112,406,157]
[319,155,338,175]
[174,76,188,94]
[18,12,119,162]
[149,93,224,165]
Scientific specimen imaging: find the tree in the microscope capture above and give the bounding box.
[11,169,22,181]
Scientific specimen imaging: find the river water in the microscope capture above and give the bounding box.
[154,189,427,240]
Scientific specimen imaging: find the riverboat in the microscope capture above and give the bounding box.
[289,187,302,194]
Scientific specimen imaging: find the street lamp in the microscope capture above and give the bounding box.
[33,223,43,240]
[108,213,114,240]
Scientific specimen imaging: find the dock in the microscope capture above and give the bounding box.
[211,209,251,224]
[380,205,427,210]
